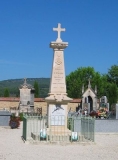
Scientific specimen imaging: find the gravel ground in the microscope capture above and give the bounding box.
[0,122,118,160]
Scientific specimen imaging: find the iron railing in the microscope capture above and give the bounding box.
[22,113,95,143]
[81,116,95,142]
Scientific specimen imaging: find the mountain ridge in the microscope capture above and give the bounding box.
[0,78,50,98]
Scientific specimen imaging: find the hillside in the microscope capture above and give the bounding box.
[0,78,50,98]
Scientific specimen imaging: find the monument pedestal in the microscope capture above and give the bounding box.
[46,103,71,137]
[47,127,71,142]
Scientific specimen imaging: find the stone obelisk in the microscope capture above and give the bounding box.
[45,23,72,135]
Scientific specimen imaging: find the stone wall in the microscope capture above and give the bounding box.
[0,101,19,109]
[0,101,79,115]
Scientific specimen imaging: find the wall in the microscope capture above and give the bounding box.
[0,101,79,115]
[95,119,118,133]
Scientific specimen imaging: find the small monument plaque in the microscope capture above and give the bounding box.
[49,104,66,125]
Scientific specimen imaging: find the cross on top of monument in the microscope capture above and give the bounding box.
[53,23,65,42]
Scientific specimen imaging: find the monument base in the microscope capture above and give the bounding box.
[47,126,71,135]
[47,126,71,142]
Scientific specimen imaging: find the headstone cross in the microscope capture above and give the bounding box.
[24,78,27,86]
[53,23,65,42]
[88,78,91,88]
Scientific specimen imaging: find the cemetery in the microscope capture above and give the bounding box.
[19,23,96,143]
[0,0,118,158]
[0,23,118,147]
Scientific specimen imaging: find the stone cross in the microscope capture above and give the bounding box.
[88,78,91,88]
[24,78,27,85]
[53,23,65,42]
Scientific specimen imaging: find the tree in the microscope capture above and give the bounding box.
[107,65,118,86]
[34,81,39,98]
[107,83,118,108]
[4,88,10,97]
[66,67,108,98]
[106,64,118,107]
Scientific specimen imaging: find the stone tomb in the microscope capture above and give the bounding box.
[45,23,72,139]
[19,78,35,112]
[83,103,90,114]
[0,110,11,126]
[116,104,118,119]
[81,79,98,112]
[99,96,109,112]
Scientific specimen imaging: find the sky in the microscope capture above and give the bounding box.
[0,0,118,81]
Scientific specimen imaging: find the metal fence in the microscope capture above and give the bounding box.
[81,117,95,142]
[22,113,47,141]
[22,113,95,143]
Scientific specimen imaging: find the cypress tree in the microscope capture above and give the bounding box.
[4,88,10,97]
[34,81,39,98]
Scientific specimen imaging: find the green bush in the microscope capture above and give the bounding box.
[19,113,24,121]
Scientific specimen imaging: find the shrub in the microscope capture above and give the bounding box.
[19,113,24,121]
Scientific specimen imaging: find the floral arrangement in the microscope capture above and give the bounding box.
[9,114,20,129]
[89,110,98,118]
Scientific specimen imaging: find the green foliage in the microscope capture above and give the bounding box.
[34,81,39,98]
[107,65,118,86]
[107,83,118,107]
[66,67,107,98]
[66,65,118,107]
[19,113,24,121]
[4,88,10,97]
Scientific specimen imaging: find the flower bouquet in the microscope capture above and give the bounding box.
[9,114,20,129]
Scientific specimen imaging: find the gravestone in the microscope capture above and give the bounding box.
[116,104,118,119]
[99,96,109,112]
[45,23,72,136]
[19,78,35,111]
[0,111,11,126]
[101,96,107,103]
[83,103,90,114]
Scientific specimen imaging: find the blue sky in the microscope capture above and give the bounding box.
[0,0,118,81]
